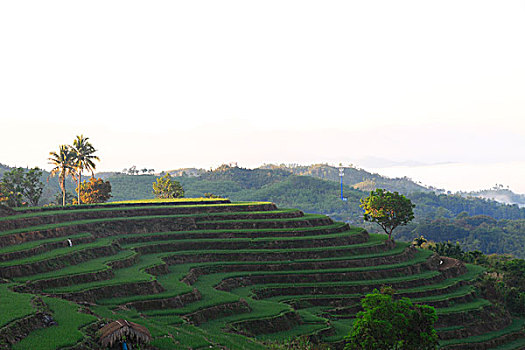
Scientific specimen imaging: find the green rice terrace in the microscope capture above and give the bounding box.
[0,199,523,349]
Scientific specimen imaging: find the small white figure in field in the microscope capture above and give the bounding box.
[67,239,73,247]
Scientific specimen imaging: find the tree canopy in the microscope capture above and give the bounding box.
[360,189,415,240]
[75,178,112,204]
[345,289,438,350]
[0,167,44,207]
[152,173,184,199]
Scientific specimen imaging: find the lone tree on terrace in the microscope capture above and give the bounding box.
[360,189,415,241]
[152,173,184,199]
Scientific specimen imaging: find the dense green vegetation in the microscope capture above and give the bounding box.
[418,240,525,316]
[397,215,525,258]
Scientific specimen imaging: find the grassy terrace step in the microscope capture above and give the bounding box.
[96,245,411,307]
[0,202,276,231]
[412,285,475,305]
[12,251,139,295]
[195,214,333,230]
[0,215,194,249]
[44,253,165,294]
[123,226,363,248]
[0,209,304,237]
[0,213,330,251]
[0,237,116,267]
[12,297,97,350]
[0,284,35,327]
[259,264,480,307]
[179,244,413,279]
[11,198,233,213]
[2,201,271,221]
[436,298,492,315]
[244,269,443,299]
[0,233,92,255]
[0,233,94,262]
[99,244,412,305]
[117,222,351,243]
[439,318,525,348]
[0,238,120,278]
[163,236,392,266]
[127,230,368,254]
[0,213,333,247]
[318,286,479,319]
[398,264,484,298]
[214,249,434,290]
[14,250,137,283]
[140,272,247,318]
[100,246,416,308]
[489,336,525,349]
[259,293,362,307]
[97,263,195,306]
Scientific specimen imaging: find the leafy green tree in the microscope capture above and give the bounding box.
[0,167,25,207]
[23,167,44,206]
[48,145,76,206]
[152,173,184,199]
[0,167,43,207]
[360,189,415,240]
[71,135,99,205]
[345,289,438,350]
[75,178,112,204]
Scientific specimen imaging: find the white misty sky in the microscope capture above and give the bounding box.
[0,1,524,192]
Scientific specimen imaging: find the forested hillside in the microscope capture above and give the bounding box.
[3,163,524,257]
[98,166,525,257]
[261,163,432,193]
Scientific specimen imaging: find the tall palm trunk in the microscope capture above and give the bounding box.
[77,172,82,205]
[61,176,66,206]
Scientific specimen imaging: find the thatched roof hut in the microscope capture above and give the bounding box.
[99,319,151,348]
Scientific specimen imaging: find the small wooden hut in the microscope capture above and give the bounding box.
[99,319,151,348]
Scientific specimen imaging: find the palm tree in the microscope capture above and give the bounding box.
[48,145,76,206]
[71,135,99,205]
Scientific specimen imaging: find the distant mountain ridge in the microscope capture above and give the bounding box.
[161,163,431,195]
[2,162,524,207]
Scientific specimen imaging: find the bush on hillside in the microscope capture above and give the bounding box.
[345,289,438,350]
[152,173,184,199]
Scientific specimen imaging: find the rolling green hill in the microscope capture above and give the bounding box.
[0,199,523,349]
[100,166,525,257]
[3,163,524,257]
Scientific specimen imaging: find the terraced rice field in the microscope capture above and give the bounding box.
[0,199,523,349]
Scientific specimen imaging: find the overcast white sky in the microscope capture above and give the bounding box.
[1,1,524,192]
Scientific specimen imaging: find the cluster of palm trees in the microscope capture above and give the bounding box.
[48,135,99,206]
